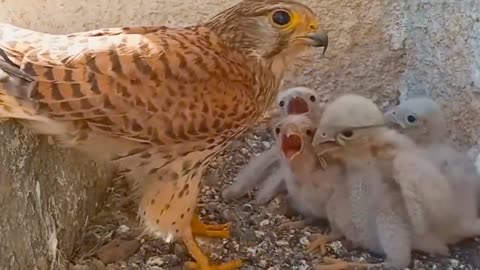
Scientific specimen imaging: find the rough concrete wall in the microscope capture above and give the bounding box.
[0,0,479,268]
[0,123,112,270]
[401,1,480,153]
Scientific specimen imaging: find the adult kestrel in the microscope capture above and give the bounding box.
[0,0,328,269]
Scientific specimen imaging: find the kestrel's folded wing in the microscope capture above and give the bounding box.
[0,23,258,149]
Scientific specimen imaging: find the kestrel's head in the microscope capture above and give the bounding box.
[206,0,328,62]
[383,97,446,144]
[273,114,315,161]
[312,94,385,156]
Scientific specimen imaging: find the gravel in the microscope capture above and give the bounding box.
[71,124,480,270]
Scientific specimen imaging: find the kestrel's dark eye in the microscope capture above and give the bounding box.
[272,10,291,26]
[407,115,417,123]
[309,95,316,102]
[305,129,313,136]
[279,100,285,107]
[275,127,281,134]
[341,130,353,138]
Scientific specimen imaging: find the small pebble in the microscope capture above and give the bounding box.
[450,259,459,268]
[262,141,272,148]
[116,225,130,234]
[254,230,265,238]
[299,237,310,246]
[276,240,289,246]
[260,219,270,226]
[146,257,164,266]
[246,247,257,256]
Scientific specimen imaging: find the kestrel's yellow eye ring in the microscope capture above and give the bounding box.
[271,9,291,26]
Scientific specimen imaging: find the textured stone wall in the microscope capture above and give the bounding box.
[0,0,479,269]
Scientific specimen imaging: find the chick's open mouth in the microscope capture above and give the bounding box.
[287,97,309,114]
[281,134,303,160]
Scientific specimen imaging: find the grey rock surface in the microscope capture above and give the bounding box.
[0,122,112,270]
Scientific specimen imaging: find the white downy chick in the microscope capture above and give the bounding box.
[311,94,420,270]
[221,86,324,204]
[274,114,339,229]
[385,97,480,244]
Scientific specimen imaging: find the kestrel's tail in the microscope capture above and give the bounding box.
[0,62,70,137]
[0,70,38,121]
[0,23,57,123]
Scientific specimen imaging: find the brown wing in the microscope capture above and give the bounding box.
[0,23,259,148]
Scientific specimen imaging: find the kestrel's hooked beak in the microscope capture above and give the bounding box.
[287,96,310,114]
[307,31,328,55]
[281,131,303,161]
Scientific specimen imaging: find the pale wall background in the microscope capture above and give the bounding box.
[1,0,480,269]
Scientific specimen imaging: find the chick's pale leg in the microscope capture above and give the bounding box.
[307,230,343,255]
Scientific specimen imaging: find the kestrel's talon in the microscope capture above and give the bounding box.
[183,230,243,270]
[307,233,342,255]
[278,219,308,230]
[191,215,232,239]
[314,257,381,270]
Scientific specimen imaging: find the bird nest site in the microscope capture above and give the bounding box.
[70,89,480,270]
[1,0,480,269]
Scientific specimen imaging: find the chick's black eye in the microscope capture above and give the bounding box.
[309,95,316,102]
[272,10,291,26]
[279,100,285,107]
[275,127,281,134]
[305,129,313,136]
[407,115,417,123]
[341,130,353,138]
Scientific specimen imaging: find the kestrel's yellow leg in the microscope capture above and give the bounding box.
[314,257,382,270]
[190,215,232,238]
[182,222,243,270]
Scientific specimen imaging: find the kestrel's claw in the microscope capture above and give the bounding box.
[183,230,243,270]
[314,257,381,270]
[191,215,231,239]
[307,233,342,255]
[278,220,308,230]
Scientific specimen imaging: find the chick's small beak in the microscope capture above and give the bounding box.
[383,112,405,128]
[312,130,338,155]
[308,31,328,55]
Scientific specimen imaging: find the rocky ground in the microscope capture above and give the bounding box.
[70,123,480,270]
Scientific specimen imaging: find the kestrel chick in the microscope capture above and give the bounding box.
[0,1,328,269]
[384,96,446,144]
[385,97,480,245]
[277,86,325,121]
[273,113,338,231]
[221,86,324,204]
[311,94,417,269]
